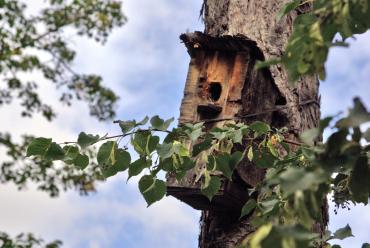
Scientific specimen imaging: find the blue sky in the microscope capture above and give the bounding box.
[0,0,369,247]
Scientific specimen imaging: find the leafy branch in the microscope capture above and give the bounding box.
[26,97,370,247]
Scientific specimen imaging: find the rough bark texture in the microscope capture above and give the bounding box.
[199,1,322,247]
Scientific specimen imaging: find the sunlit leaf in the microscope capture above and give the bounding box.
[248,146,254,161]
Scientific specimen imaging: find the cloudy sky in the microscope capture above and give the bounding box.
[0,0,369,247]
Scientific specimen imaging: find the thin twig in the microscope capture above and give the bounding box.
[59,128,171,145]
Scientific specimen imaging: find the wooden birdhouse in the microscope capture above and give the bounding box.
[166,32,284,212]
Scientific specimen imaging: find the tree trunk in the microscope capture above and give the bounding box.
[198,1,323,247]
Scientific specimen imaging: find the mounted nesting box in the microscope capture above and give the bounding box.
[166,32,284,212]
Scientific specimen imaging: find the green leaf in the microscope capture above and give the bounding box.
[362,243,370,248]
[179,156,195,171]
[161,117,175,131]
[188,127,203,141]
[297,59,310,74]
[26,138,52,157]
[147,135,160,154]
[216,153,233,179]
[159,157,174,172]
[336,98,370,128]
[63,146,79,163]
[97,141,116,165]
[115,149,131,172]
[192,138,213,157]
[102,165,119,178]
[157,143,174,159]
[73,154,89,170]
[128,157,149,179]
[139,175,166,206]
[215,151,243,179]
[240,199,257,219]
[232,129,243,144]
[348,156,370,204]
[101,150,129,178]
[131,131,150,156]
[44,142,65,160]
[119,120,136,134]
[150,116,174,131]
[77,132,100,149]
[332,224,354,240]
[201,176,221,201]
[137,116,149,126]
[259,198,279,215]
[207,155,217,171]
[279,167,326,196]
[253,147,277,168]
[277,0,300,20]
[230,151,244,170]
[300,128,320,146]
[150,115,164,129]
[250,121,270,137]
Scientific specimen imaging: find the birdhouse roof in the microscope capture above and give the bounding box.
[180,31,263,58]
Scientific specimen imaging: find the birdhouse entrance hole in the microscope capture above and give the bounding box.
[209,82,222,101]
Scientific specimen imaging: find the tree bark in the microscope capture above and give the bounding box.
[198,1,323,247]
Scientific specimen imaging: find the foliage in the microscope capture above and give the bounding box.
[28,99,370,247]
[0,0,125,241]
[0,232,61,248]
[0,0,125,195]
[259,0,370,82]
[0,133,101,196]
[0,0,125,120]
